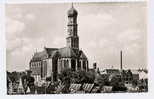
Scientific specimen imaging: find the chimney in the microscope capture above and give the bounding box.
[120,50,123,70]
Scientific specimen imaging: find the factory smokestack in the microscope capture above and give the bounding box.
[120,50,123,70]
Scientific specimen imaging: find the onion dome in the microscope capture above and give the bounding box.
[67,4,78,17]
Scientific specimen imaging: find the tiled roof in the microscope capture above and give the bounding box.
[32,51,46,61]
[82,83,94,92]
[31,47,88,60]
[31,47,58,61]
[45,47,58,58]
[58,47,77,58]
[106,69,120,73]
[69,84,81,92]
[100,69,120,75]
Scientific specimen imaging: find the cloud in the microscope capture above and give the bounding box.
[25,13,36,20]
[78,13,115,36]
[52,36,65,48]
[6,17,25,39]
[5,3,147,71]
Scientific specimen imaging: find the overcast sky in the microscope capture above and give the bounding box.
[6,2,147,72]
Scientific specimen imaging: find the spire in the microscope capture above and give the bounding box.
[71,2,73,8]
[120,50,123,70]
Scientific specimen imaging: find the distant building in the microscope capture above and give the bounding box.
[29,5,88,82]
[100,69,120,75]
[131,70,140,81]
[100,69,121,81]
[138,70,148,80]
[100,69,139,84]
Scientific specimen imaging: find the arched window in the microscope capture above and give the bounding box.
[71,59,76,71]
[64,60,67,68]
[67,60,69,68]
[83,61,86,70]
[78,61,81,70]
[60,60,62,69]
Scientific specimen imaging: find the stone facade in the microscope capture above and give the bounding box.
[29,5,89,83]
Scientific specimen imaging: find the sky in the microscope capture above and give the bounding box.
[6,2,147,72]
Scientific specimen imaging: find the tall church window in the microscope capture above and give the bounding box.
[78,61,81,70]
[66,60,69,67]
[71,60,76,71]
[83,61,86,70]
[64,60,66,68]
[60,60,62,69]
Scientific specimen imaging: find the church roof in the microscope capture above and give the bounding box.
[79,50,87,59]
[31,47,88,61]
[58,47,77,58]
[32,51,46,61]
[31,47,58,61]
[67,4,78,17]
[45,47,58,58]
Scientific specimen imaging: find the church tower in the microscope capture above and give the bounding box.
[66,4,79,53]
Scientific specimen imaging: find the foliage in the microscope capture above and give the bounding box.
[132,80,138,87]
[7,71,20,83]
[110,75,127,92]
[21,72,35,93]
[58,68,72,93]
[95,74,109,87]
[110,75,121,86]
[58,68,96,93]
[112,85,127,92]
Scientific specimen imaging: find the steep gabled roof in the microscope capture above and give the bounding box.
[31,47,88,60]
[32,50,46,61]
[44,47,58,58]
[31,47,58,61]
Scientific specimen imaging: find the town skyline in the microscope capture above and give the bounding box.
[6,2,147,72]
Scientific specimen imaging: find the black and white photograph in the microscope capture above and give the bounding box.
[5,1,148,95]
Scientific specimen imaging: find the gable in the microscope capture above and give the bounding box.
[79,50,87,59]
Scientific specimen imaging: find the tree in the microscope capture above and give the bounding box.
[75,70,88,84]
[8,71,20,83]
[58,68,72,93]
[21,75,28,93]
[86,70,96,83]
[110,75,127,92]
[21,72,35,94]
[132,79,138,87]
[95,74,109,86]
[127,69,133,81]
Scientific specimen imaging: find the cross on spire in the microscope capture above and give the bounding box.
[71,2,74,8]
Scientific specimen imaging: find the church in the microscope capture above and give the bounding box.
[29,4,89,82]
